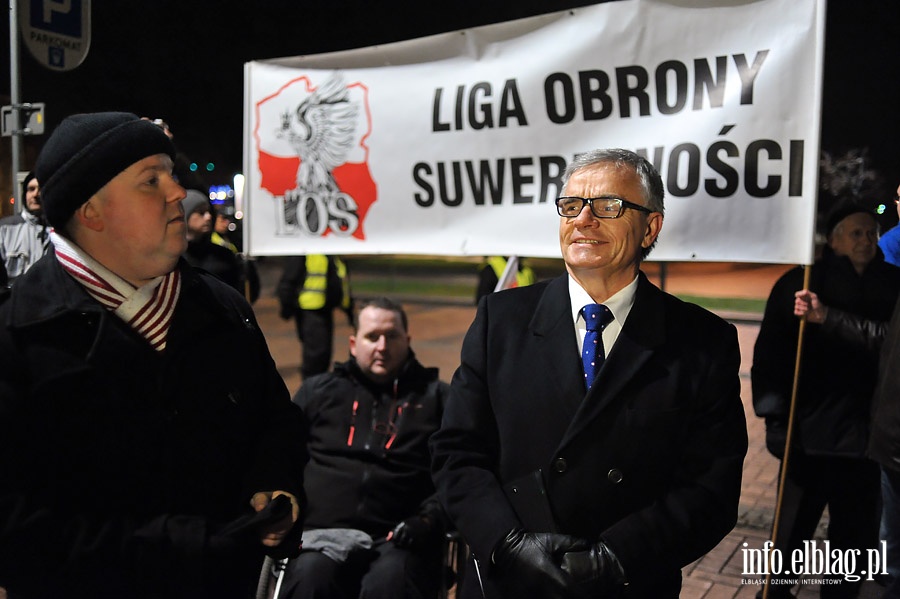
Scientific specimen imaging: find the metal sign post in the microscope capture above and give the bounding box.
[2,103,45,137]
[2,101,45,212]
[8,0,24,212]
[8,0,90,213]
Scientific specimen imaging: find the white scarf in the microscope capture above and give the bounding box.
[50,231,181,351]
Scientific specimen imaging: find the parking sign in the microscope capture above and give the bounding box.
[20,0,91,71]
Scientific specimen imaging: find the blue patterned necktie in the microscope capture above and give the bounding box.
[582,304,613,390]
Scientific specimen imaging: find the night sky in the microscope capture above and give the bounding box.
[2,0,899,204]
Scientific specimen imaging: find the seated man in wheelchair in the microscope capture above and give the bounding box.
[280,297,449,599]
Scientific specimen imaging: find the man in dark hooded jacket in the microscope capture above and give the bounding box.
[279,297,449,599]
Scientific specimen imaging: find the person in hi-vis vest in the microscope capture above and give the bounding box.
[278,255,352,379]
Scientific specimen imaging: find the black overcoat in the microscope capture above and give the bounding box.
[752,248,900,458]
[0,255,307,599]
[430,272,747,598]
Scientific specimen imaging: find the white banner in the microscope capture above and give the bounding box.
[243,0,825,264]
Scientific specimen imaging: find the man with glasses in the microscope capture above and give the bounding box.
[431,148,748,598]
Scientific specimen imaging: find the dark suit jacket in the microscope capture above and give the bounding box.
[871,293,900,473]
[430,272,747,598]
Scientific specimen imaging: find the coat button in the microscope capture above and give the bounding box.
[554,458,568,473]
[607,468,624,484]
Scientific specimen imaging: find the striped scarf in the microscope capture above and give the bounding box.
[50,231,181,351]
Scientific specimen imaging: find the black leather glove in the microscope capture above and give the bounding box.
[389,515,435,549]
[492,529,590,599]
[211,494,299,559]
[560,540,626,597]
[133,496,297,594]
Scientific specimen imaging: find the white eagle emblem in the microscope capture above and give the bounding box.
[278,72,359,195]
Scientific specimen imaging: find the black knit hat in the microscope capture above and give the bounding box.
[35,112,175,229]
[825,200,874,238]
[21,171,37,198]
[181,189,210,218]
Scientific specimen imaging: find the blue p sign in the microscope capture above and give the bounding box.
[29,0,82,38]
[21,0,90,71]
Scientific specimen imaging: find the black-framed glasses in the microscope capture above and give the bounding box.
[556,195,653,219]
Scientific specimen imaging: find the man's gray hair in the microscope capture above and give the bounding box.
[563,148,665,215]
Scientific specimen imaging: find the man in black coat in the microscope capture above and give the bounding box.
[0,112,307,599]
[795,285,900,599]
[430,148,748,598]
[181,188,248,299]
[753,201,900,598]
[870,294,900,599]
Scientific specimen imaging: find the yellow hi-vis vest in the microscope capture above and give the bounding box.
[336,259,350,310]
[298,255,350,310]
[211,231,238,254]
[487,256,536,288]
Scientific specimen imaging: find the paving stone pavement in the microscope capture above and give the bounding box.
[253,260,887,599]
